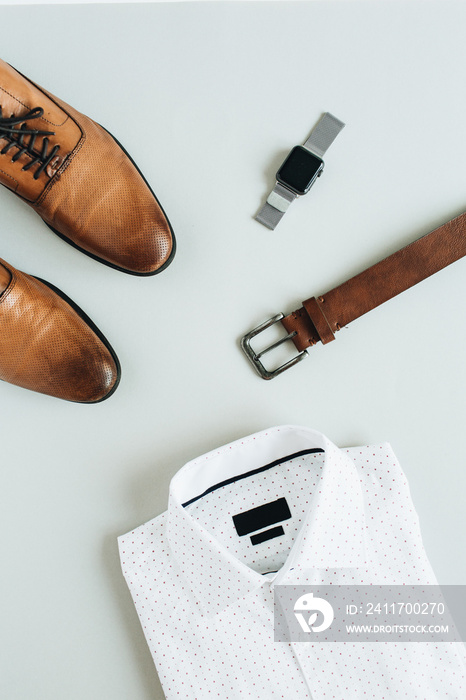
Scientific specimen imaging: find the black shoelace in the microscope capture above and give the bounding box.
[0,106,60,179]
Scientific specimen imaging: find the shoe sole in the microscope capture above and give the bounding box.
[34,276,122,403]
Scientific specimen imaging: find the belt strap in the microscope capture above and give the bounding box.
[281,211,466,351]
[242,211,466,378]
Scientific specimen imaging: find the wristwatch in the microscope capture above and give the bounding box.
[255,112,345,230]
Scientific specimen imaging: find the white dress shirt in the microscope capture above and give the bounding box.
[118,425,466,699]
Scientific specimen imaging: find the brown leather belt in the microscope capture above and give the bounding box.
[242,211,466,379]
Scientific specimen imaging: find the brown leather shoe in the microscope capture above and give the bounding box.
[0,59,175,275]
[0,258,120,402]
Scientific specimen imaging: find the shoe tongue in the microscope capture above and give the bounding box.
[0,58,82,201]
[0,59,68,129]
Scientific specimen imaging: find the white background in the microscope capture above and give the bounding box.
[1,2,465,699]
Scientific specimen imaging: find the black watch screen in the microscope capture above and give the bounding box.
[276,146,324,195]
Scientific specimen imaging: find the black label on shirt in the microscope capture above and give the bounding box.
[250,525,285,546]
[232,497,291,536]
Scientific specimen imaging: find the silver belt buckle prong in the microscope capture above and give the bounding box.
[241,313,308,380]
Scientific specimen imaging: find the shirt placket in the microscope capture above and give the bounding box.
[290,641,316,699]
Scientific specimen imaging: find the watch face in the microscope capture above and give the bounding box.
[276,146,323,195]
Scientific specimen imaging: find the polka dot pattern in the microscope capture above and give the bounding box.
[119,426,466,699]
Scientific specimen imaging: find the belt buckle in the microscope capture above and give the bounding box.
[241,313,308,380]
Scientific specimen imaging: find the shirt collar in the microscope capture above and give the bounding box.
[166,425,366,615]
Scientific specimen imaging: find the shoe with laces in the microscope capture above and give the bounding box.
[0,59,175,275]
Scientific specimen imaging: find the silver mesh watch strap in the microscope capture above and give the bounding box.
[303,112,345,158]
[255,183,297,230]
[255,112,345,230]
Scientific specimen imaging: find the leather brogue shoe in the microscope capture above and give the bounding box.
[0,59,175,275]
[0,258,120,402]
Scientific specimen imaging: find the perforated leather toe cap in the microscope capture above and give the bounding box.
[0,260,120,403]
